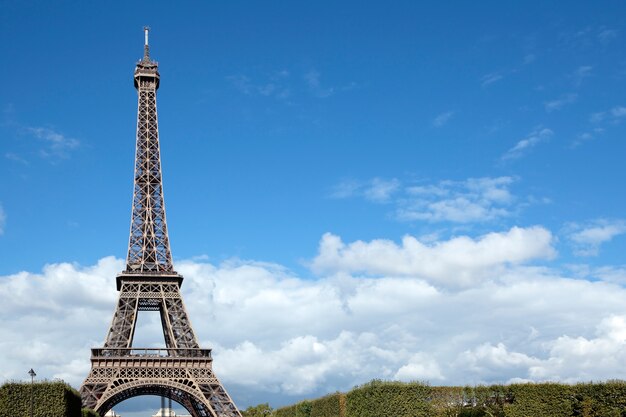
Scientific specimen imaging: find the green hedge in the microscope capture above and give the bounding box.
[345,380,432,417]
[275,400,312,417]
[504,383,573,417]
[310,392,345,417]
[0,381,83,417]
[429,386,472,417]
[571,380,626,417]
[275,380,626,417]
[473,384,508,417]
[82,408,99,417]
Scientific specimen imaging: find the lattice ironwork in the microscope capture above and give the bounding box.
[80,28,241,417]
[126,26,172,274]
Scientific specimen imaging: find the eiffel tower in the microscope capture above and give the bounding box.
[80,28,241,417]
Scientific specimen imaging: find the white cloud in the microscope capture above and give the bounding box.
[330,178,400,203]
[597,28,619,44]
[398,176,516,223]
[590,266,626,285]
[394,353,444,381]
[481,72,503,87]
[528,315,626,382]
[0,204,5,235]
[433,111,454,127]
[589,106,626,124]
[5,152,28,165]
[304,70,334,98]
[4,240,626,408]
[566,219,626,256]
[310,226,555,287]
[332,176,527,224]
[572,66,592,86]
[25,126,79,159]
[363,178,400,203]
[544,93,577,112]
[459,343,539,378]
[227,73,291,100]
[571,132,594,148]
[611,106,626,118]
[502,128,553,161]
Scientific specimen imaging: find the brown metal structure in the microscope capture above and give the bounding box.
[80,28,241,417]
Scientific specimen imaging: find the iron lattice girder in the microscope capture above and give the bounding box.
[104,279,199,350]
[126,62,173,274]
[80,349,239,417]
[82,278,242,416]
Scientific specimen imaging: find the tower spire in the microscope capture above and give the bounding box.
[143,26,150,61]
[125,27,171,274]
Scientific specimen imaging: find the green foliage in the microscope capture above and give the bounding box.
[82,408,99,417]
[504,383,573,417]
[429,386,467,417]
[0,380,82,417]
[473,384,508,417]
[571,380,626,417]
[345,380,432,417]
[242,403,274,417]
[275,400,312,417]
[275,403,298,417]
[310,393,345,417]
[298,400,313,417]
[274,380,626,417]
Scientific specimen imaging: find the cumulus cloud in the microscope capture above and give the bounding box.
[394,353,444,381]
[310,227,555,287]
[3,239,626,408]
[0,257,120,384]
[502,128,553,161]
[459,343,539,379]
[527,315,626,382]
[566,219,626,256]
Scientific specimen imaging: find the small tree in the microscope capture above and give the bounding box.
[242,403,274,417]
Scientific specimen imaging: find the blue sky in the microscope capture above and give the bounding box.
[2,1,626,415]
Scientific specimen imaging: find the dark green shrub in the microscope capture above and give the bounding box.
[0,380,82,417]
[345,380,432,417]
[429,386,467,417]
[275,400,311,417]
[241,403,273,417]
[474,384,507,417]
[572,381,626,417]
[82,408,99,417]
[504,383,572,417]
[310,393,345,417]
[275,403,298,417]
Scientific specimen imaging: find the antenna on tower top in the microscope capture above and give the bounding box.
[143,26,151,61]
